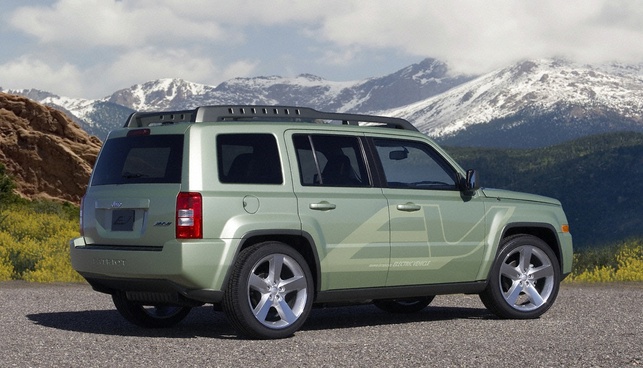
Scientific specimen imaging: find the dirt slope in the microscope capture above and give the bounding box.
[0,92,102,203]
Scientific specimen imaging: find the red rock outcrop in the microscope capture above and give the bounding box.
[0,92,102,204]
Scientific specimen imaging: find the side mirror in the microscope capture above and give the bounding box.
[463,169,479,195]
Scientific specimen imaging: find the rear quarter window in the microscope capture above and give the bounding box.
[91,135,184,185]
[217,133,283,184]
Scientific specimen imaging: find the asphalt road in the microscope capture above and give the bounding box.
[1,281,641,367]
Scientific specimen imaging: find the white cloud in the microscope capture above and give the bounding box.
[99,48,260,94]
[0,49,259,98]
[220,60,261,82]
[0,57,85,97]
[10,0,229,48]
[3,0,643,98]
[310,0,643,74]
[154,0,337,26]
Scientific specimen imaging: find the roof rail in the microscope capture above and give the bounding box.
[125,105,418,132]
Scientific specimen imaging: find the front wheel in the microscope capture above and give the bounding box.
[480,235,561,319]
[223,242,314,339]
[112,292,191,328]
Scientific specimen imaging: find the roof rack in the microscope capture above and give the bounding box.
[124,105,418,132]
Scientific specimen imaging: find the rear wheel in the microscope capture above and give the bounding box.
[112,292,191,328]
[373,296,434,313]
[223,242,314,339]
[480,235,560,319]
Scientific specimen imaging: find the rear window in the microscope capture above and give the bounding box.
[91,135,183,185]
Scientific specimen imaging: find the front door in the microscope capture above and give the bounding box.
[371,136,487,286]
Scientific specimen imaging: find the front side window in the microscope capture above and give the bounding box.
[91,134,183,185]
[374,138,457,190]
[217,134,283,184]
[293,134,369,187]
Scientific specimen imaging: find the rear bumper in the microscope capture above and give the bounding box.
[80,273,224,304]
[70,237,233,303]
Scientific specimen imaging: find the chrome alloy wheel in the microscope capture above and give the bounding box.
[498,244,555,312]
[247,253,309,329]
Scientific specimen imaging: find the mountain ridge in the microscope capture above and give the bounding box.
[3,58,642,147]
[390,59,643,147]
[3,58,474,140]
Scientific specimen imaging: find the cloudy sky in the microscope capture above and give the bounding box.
[1,0,642,99]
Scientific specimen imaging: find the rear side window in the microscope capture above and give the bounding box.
[91,135,183,185]
[293,134,370,187]
[217,134,283,184]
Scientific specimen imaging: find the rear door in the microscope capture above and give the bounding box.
[286,131,390,290]
[81,127,187,247]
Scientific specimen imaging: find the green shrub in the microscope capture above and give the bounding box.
[614,239,643,281]
[0,232,15,281]
[0,202,83,283]
[0,163,16,204]
[566,239,643,283]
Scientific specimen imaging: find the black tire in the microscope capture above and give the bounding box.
[112,292,191,328]
[222,242,314,339]
[480,235,561,319]
[373,296,435,313]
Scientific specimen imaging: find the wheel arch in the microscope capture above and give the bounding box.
[500,222,563,270]
[230,230,321,295]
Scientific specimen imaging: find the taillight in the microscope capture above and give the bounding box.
[176,192,203,239]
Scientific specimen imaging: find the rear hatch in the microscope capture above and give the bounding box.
[81,128,186,247]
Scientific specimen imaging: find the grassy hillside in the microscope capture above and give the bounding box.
[567,238,643,282]
[446,131,643,248]
[0,200,82,282]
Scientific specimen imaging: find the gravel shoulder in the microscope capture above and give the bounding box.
[1,281,641,367]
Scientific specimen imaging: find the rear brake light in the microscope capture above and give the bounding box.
[127,128,151,137]
[176,192,203,239]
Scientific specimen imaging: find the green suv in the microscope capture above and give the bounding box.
[70,105,573,339]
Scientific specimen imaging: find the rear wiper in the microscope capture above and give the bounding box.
[121,172,147,179]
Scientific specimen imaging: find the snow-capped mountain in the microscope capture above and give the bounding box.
[4,58,643,147]
[103,58,472,113]
[107,78,212,111]
[2,87,134,139]
[390,59,643,147]
[4,58,470,140]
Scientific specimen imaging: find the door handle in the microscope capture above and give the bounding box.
[397,203,421,212]
[309,201,337,211]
